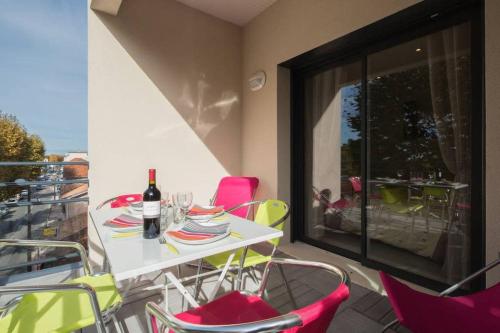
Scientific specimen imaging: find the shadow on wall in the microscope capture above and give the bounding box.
[94,0,242,175]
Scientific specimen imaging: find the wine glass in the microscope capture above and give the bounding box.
[161,190,169,231]
[174,192,193,223]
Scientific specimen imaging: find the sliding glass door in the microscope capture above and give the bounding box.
[293,7,482,289]
[366,22,472,283]
[303,61,362,254]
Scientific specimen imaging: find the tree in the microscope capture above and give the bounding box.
[47,154,64,162]
[345,64,453,180]
[0,111,46,200]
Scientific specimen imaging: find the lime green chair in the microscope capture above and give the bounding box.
[423,186,450,230]
[377,186,424,232]
[194,200,289,296]
[0,239,123,333]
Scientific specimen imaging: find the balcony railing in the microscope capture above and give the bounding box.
[0,161,89,277]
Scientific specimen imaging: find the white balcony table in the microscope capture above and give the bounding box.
[89,206,283,308]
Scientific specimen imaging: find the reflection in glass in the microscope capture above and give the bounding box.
[303,61,362,253]
[366,22,472,284]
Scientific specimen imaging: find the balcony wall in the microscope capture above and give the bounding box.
[485,0,500,286]
[88,0,242,206]
[88,0,242,265]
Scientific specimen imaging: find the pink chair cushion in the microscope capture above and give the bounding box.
[172,291,279,329]
[380,271,500,333]
[213,176,259,218]
[168,283,349,333]
[288,283,349,333]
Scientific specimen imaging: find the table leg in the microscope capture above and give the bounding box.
[120,275,140,299]
[164,271,200,309]
[194,259,203,300]
[447,189,456,231]
[208,251,236,302]
[236,246,249,291]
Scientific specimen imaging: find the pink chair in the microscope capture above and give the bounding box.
[349,176,362,193]
[380,258,500,333]
[212,176,259,219]
[146,259,350,333]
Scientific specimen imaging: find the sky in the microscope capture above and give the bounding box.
[0,0,87,154]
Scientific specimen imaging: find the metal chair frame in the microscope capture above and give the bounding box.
[193,200,290,300]
[0,239,123,333]
[381,258,500,332]
[146,258,350,333]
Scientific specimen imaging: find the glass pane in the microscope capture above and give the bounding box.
[303,61,362,253]
[367,22,472,284]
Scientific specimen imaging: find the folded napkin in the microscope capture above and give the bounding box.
[188,205,224,216]
[104,214,143,228]
[166,221,229,241]
[110,194,142,208]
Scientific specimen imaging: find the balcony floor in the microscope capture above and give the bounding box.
[82,252,409,333]
[1,252,409,333]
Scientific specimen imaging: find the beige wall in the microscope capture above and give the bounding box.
[88,0,241,265]
[89,0,241,207]
[485,0,500,285]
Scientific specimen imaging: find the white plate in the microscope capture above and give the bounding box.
[168,229,230,245]
[127,207,143,215]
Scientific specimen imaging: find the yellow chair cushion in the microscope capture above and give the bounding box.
[204,248,272,269]
[204,200,288,270]
[0,273,122,333]
[386,203,424,214]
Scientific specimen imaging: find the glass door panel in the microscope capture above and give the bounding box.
[303,60,362,253]
[366,22,472,284]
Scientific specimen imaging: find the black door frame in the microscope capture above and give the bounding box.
[284,0,485,291]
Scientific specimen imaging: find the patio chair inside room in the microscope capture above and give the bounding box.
[380,258,500,333]
[376,185,424,232]
[422,186,450,230]
[146,259,350,333]
[211,176,259,219]
[194,199,290,298]
[0,239,123,333]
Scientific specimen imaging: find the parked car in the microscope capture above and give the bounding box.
[20,190,29,198]
[5,198,17,204]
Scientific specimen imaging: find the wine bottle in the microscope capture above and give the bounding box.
[143,169,161,239]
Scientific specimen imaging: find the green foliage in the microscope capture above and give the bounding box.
[0,111,46,201]
[47,154,64,162]
[346,64,455,180]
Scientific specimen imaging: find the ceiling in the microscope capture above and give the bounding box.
[175,0,277,26]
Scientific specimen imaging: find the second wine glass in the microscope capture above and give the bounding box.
[174,192,193,223]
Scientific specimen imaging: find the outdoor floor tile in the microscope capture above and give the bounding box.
[328,308,384,333]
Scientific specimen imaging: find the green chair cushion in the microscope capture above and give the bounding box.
[0,273,122,333]
[204,200,288,272]
[204,248,272,270]
[385,203,424,214]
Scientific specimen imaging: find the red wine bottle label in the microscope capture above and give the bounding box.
[143,201,160,218]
